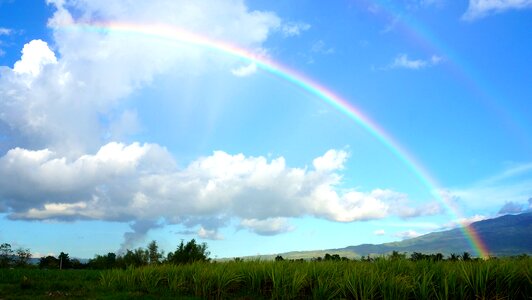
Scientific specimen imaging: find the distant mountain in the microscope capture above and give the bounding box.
[337,212,532,257]
[250,212,532,260]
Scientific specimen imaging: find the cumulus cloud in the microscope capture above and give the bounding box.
[231,62,257,77]
[0,0,281,154]
[312,149,347,172]
[12,40,58,76]
[387,54,442,70]
[240,218,294,235]
[198,227,224,240]
[0,144,438,233]
[281,22,311,37]
[463,0,532,20]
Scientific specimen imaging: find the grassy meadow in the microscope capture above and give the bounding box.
[1,257,530,299]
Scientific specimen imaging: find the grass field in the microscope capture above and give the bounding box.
[1,257,530,299]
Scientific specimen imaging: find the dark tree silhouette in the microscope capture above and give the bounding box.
[58,252,72,269]
[14,248,32,267]
[147,240,163,265]
[0,243,13,268]
[462,252,472,261]
[449,253,460,261]
[166,239,210,264]
[39,256,60,269]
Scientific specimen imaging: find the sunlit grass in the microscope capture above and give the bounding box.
[1,257,530,299]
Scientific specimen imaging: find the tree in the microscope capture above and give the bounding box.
[58,252,72,269]
[462,252,471,261]
[0,243,14,268]
[434,253,444,262]
[410,252,426,261]
[167,239,210,264]
[324,253,341,261]
[389,250,406,261]
[448,253,460,261]
[147,240,163,265]
[14,248,32,267]
[88,252,117,269]
[39,256,60,269]
[120,248,149,267]
[275,255,284,261]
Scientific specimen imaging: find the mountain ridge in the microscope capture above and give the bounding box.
[243,212,532,260]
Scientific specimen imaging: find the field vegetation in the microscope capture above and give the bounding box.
[0,240,530,299]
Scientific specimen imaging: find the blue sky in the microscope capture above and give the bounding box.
[0,0,530,259]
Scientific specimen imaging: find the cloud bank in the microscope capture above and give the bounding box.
[0,145,440,234]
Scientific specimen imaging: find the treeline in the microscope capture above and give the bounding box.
[267,250,526,263]
[87,239,209,269]
[2,239,530,270]
[0,239,209,270]
[0,243,32,268]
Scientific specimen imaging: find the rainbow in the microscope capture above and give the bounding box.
[58,21,490,258]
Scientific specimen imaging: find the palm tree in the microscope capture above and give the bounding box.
[462,251,471,261]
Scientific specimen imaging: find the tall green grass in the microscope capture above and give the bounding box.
[96,257,531,299]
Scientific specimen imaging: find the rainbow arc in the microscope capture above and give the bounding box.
[58,21,490,258]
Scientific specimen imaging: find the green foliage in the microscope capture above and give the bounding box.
[166,239,210,264]
[147,240,163,265]
[88,252,117,269]
[14,248,32,268]
[93,256,532,299]
[0,243,13,268]
[39,255,59,269]
[58,252,72,269]
[121,248,150,268]
[1,258,531,299]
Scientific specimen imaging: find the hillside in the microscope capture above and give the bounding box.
[247,212,532,260]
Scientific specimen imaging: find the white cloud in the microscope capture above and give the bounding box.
[13,40,57,77]
[198,227,224,240]
[387,53,442,70]
[463,0,532,20]
[281,22,311,37]
[0,27,12,35]
[394,230,422,240]
[0,0,281,155]
[312,149,347,172]
[0,145,438,233]
[374,229,385,235]
[231,62,257,77]
[240,218,294,235]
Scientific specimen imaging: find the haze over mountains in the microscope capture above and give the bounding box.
[252,212,532,260]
